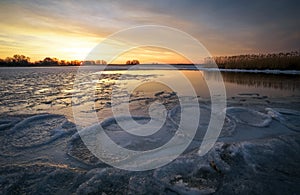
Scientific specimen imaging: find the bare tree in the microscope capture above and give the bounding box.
[126,60,140,65]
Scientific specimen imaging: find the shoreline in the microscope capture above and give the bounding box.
[1,64,300,75]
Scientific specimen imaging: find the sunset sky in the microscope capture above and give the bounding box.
[0,0,299,63]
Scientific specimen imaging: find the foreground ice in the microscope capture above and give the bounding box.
[266,108,300,131]
[0,95,300,194]
[225,107,272,127]
[9,114,69,148]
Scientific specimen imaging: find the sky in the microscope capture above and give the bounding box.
[0,0,299,63]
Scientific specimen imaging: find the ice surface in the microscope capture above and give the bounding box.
[266,108,300,131]
[101,115,176,150]
[67,132,104,167]
[9,114,69,148]
[225,107,272,127]
[0,67,299,194]
[0,107,299,194]
[152,133,300,194]
[169,104,237,140]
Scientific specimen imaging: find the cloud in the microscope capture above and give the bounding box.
[0,0,299,61]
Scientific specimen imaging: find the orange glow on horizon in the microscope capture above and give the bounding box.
[0,36,196,63]
[0,28,197,63]
[109,46,192,64]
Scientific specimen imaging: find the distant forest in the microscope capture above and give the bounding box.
[204,51,300,70]
[0,55,139,67]
[1,51,300,70]
[0,55,82,66]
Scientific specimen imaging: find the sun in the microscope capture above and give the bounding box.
[60,47,93,60]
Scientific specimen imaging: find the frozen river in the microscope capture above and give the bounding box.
[0,66,299,194]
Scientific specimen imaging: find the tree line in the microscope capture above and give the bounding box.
[0,55,82,66]
[204,51,300,70]
[1,52,300,70]
[0,55,141,66]
[0,55,111,66]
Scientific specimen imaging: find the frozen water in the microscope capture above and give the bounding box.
[9,114,69,148]
[266,108,300,131]
[169,104,237,140]
[101,116,176,150]
[225,107,272,127]
[0,105,299,194]
[0,67,299,194]
[67,132,104,167]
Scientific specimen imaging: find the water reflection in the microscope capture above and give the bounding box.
[0,67,299,119]
[204,71,300,91]
[121,70,300,98]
